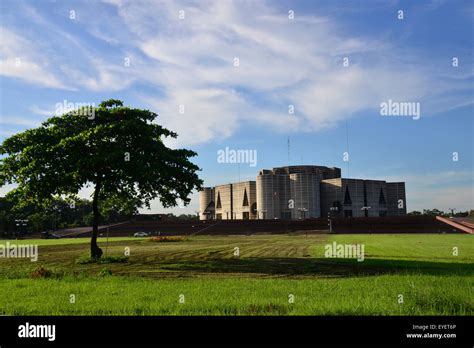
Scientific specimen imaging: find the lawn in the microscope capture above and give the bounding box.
[0,234,472,315]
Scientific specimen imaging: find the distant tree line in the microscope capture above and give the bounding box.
[0,196,136,238]
[408,209,473,217]
[0,195,199,238]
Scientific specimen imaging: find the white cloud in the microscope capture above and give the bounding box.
[29,105,56,117]
[0,0,471,146]
[409,186,473,212]
[0,28,68,89]
[112,0,462,142]
[371,171,473,212]
[0,115,43,128]
[380,171,473,188]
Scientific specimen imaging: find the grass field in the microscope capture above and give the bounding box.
[0,233,472,315]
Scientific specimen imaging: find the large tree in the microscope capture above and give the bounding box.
[0,99,202,258]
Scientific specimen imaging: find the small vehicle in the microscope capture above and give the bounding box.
[133,231,150,237]
[41,232,61,239]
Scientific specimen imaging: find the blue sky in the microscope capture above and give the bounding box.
[0,0,472,213]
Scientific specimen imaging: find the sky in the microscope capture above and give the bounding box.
[0,0,473,214]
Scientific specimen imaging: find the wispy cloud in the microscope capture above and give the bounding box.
[29,105,56,117]
[371,170,473,211]
[1,0,471,146]
[409,186,473,212]
[0,115,43,128]
[0,27,68,89]
[105,0,469,144]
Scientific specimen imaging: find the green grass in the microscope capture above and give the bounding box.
[0,234,472,315]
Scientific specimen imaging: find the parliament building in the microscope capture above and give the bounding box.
[199,165,406,220]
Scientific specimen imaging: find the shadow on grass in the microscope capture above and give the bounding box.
[156,257,474,278]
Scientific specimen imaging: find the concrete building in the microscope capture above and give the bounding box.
[386,182,407,216]
[200,181,257,220]
[256,165,340,219]
[320,178,406,217]
[199,165,406,220]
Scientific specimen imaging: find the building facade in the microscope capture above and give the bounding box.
[199,181,257,220]
[199,165,406,220]
[320,178,407,217]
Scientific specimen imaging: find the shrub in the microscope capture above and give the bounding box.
[98,268,113,277]
[30,266,53,279]
[149,236,188,243]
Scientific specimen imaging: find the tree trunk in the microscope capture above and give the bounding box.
[91,178,103,259]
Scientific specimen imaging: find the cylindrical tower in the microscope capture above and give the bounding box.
[256,174,274,219]
[290,172,321,219]
[199,187,214,220]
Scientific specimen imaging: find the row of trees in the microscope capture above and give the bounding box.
[0,196,136,238]
[408,209,473,217]
[0,195,200,238]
